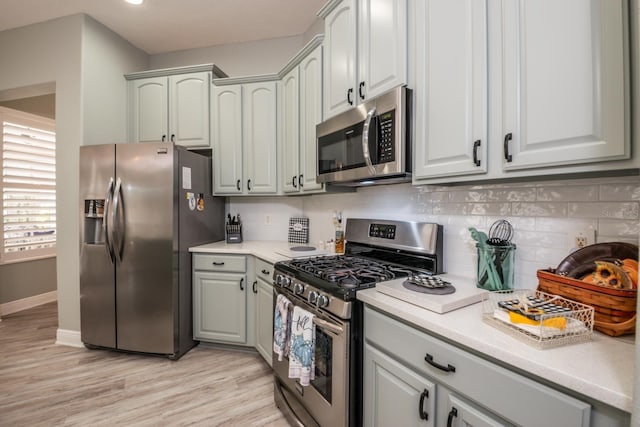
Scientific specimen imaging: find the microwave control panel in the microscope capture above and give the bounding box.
[377,110,395,163]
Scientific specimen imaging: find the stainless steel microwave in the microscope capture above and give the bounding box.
[316,86,411,186]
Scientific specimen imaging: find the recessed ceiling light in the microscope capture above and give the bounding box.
[125,0,144,5]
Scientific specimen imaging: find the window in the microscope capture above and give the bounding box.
[0,106,56,264]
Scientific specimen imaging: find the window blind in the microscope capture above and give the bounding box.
[1,108,56,263]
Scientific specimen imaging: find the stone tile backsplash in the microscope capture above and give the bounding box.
[229,175,639,288]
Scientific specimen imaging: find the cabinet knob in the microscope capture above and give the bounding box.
[236,179,241,191]
[359,81,366,100]
[293,175,297,188]
[170,134,175,143]
[447,407,458,427]
[252,280,257,294]
[473,139,481,167]
[162,135,166,142]
[239,278,244,291]
[419,389,429,420]
[424,353,456,373]
[261,269,270,275]
[347,88,354,105]
[503,133,513,162]
[298,174,303,187]
[247,179,252,191]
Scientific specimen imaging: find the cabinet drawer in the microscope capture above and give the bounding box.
[193,253,246,272]
[364,307,590,427]
[255,257,274,282]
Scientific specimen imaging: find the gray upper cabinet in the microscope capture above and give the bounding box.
[279,38,324,194]
[127,69,212,148]
[411,0,632,184]
[211,78,278,195]
[320,0,408,119]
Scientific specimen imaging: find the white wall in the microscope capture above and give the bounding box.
[149,35,305,76]
[0,14,148,332]
[230,175,640,288]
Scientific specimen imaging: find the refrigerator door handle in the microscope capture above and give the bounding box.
[112,177,125,264]
[103,177,116,263]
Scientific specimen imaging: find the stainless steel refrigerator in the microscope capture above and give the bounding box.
[79,142,224,359]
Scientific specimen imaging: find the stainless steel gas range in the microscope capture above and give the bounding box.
[272,218,484,427]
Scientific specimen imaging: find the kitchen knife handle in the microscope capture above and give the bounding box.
[239,278,244,291]
[473,139,481,167]
[503,132,513,162]
[236,179,241,191]
[293,175,297,188]
[298,174,303,187]
[252,280,257,294]
[447,407,458,427]
[418,388,429,420]
[425,353,456,373]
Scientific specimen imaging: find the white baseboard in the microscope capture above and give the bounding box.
[56,328,84,348]
[0,290,57,317]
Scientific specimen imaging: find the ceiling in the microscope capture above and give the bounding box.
[0,0,327,55]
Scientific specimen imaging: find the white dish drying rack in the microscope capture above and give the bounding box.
[482,289,594,349]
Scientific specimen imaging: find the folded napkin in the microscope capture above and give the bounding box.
[288,305,316,386]
[273,294,292,361]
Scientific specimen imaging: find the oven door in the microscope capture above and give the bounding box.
[273,288,349,427]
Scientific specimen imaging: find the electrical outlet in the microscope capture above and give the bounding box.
[567,229,595,251]
[264,215,272,225]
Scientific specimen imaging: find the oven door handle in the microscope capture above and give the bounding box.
[313,317,344,335]
[362,106,377,176]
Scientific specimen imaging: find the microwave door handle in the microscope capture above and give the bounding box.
[362,106,377,175]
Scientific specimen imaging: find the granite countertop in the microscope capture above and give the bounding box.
[189,240,634,413]
[357,288,634,413]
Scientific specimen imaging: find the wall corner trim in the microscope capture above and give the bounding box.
[56,328,84,348]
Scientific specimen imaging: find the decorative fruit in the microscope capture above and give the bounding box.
[591,260,633,289]
[620,258,638,288]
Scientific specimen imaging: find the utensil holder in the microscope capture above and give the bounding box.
[226,224,242,244]
[476,243,516,291]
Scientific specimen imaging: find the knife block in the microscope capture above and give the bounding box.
[226,224,242,244]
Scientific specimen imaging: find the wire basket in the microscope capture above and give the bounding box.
[482,289,594,349]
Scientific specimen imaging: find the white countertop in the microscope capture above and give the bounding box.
[357,288,634,413]
[189,240,634,413]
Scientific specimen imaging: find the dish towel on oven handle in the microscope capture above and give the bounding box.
[273,294,292,361]
[288,305,316,386]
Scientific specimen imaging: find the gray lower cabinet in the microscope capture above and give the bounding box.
[364,305,592,426]
[254,257,274,366]
[193,254,249,345]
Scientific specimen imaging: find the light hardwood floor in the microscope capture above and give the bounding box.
[0,302,290,426]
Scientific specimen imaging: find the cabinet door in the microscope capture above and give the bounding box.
[358,0,408,101]
[413,0,488,180]
[299,45,324,193]
[364,343,436,427]
[211,84,243,194]
[255,277,274,366]
[243,81,278,194]
[499,0,628,170]
[130,77,168,143]
[442,393,506,427]
[323,0,358,118]
[193,271,247,344]
[280,68,300,194]
[169,72,211,148]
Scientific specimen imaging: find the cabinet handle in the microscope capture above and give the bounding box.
[292,175,297,188]
[239,278,244,291]
[211,261,225,266]
[261,269,270,275]
[503,132,513,162]
[347,88,354,105]
[236,179,241,191]
[299,174,303,187]
[418,389,429,420]
[247,179,252,191]
[170,134,175,143]
[473,139,481,167]
[447,407,458,427]
[359,81,365,100]
[252,280,258,294]
[425,353,456,373]
[162,135,166,142]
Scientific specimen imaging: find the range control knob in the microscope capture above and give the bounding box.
[293,283,304,295]
[275,274,283,286]
[308,291,318,304]
[317,294,330,308]
[282,277,292,288]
